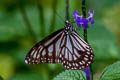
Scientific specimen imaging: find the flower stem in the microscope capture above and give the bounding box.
[81,0,93,80]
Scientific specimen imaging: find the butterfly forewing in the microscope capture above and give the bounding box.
[25,29,64,64]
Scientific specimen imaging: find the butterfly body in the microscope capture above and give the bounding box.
[64,20,75,35]
[25,20,94,70]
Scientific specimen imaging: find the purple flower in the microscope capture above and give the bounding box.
[72,10,94,29]
[82,67,90,80]
[87,10,94,24]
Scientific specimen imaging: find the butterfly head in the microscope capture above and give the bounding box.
[64,20,75,35]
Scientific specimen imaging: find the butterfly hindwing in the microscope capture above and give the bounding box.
[58,31,94,69]
[25,29,64,64]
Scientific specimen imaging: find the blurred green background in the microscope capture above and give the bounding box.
[0,0,120,80]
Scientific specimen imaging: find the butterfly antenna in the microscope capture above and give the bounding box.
[65,0,69,21]
[71,21,76,24]
[54,10,64,24]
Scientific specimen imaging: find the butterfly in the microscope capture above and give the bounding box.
[25,20,94,70]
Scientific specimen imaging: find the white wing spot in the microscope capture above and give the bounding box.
[37,54,40,59]
[32,60,35,62]
[82,60,85,64]
[66,35,73,53]
[39,47,43,53]
[86,64,89,66]
[63,61,65,64]
[42,50,46,56]
[25,60,28,64]
[69,63,71,67]
[28,58,30,61]
[79,67,81,69]
[85,55,89,57]
[56,39,61,55]
[76,63,79,67]
[68,53,72,61]
[73,63,75,66]
[90,57,93,60]
[91,55,94,57]
[84,57,88,61]
[67,66,69,68]
[31,49,35,56]
[57,59,60,62]
[59,54,62,58]
[73,55,77,60]
[74,49,81,57]
[79,62,83,65]
[82,66,85,68]
[33,51,37,59]
[74,67,77,69]
[61,48,65,55]
[88,61,91,64]
[65,49,68,59]
[61,36,65,47]
[87,52,90,54]
[48,45,53,53]
[91,50,93,53]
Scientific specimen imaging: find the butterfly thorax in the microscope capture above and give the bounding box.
[64,20,75,35]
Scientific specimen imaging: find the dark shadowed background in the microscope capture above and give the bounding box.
[0,0,120,80]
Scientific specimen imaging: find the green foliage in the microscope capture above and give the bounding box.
[53,70,86,80]
[0,76,4,80]
[0,0,120,80]
[8,73,43,80]
[100,61,120,80]
[0,54,14,80]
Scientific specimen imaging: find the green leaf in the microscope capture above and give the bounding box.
[100,61,120,80]
[53,70,86,80]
